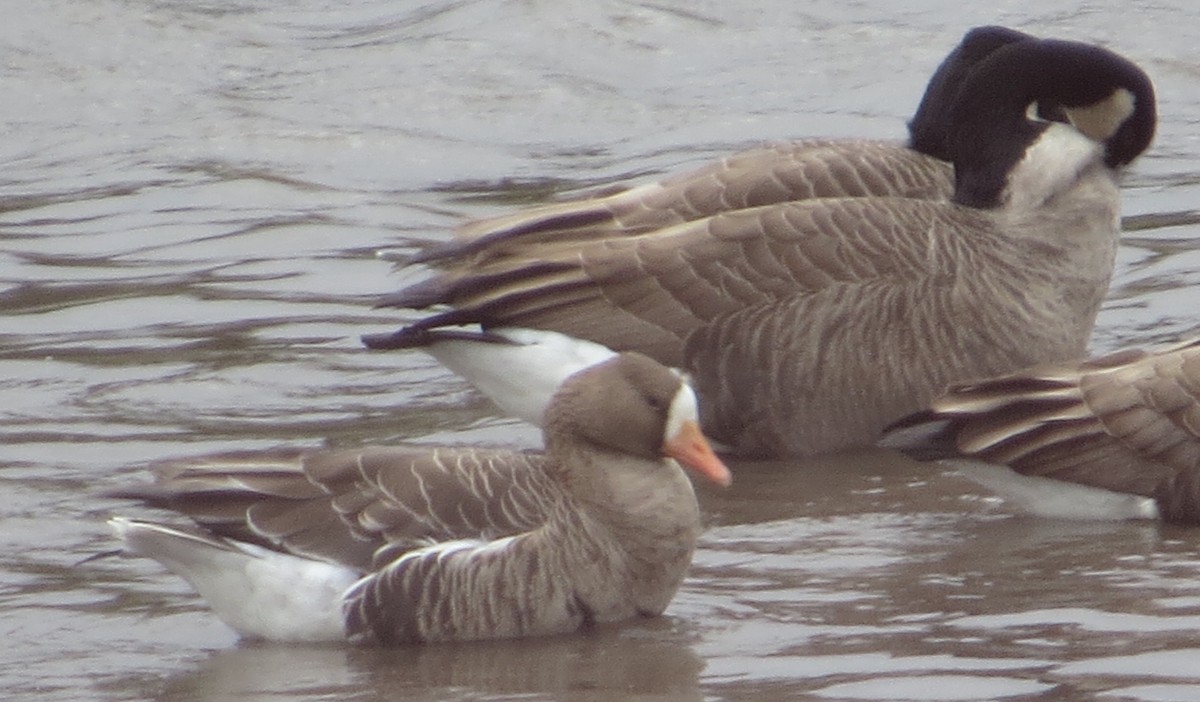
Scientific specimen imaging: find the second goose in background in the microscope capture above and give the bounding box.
[367,28,1157,458]
[883,337,1200,524]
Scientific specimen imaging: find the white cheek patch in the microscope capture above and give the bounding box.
[663,382,700,444]
[1063,88,1136,143]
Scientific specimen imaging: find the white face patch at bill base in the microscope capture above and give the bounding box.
[663,383,700,446]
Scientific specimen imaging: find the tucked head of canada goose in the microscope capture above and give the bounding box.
[548,352,732,488]
[908,25,1038,159]
[908,26,1101,160]
[948,35,1155,208]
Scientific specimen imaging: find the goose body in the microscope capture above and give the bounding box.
[882,338,1200,524]
[108,353,731,644]
[367,28,1157,458]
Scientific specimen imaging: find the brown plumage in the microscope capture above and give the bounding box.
[110,445,556,572]
[402,139,954,269]
[366,29,1157,458]
[883,338,1200,524]
[107,353,731,644]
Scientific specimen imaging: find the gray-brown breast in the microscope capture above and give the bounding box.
[886,338,1200,523]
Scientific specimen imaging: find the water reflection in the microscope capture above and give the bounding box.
[153,624,706,702]
[4,0,1200,700]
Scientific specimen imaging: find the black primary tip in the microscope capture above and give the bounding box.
[361,327,435,350]
[361,326,522,351]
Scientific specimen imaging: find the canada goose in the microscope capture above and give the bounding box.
[882,337,1200,524]
[107,353,732,644]
[366,30,1156,458]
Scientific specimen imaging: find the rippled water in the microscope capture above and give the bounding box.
[4,1,1200,700]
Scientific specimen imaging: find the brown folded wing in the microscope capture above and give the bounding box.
[896,339,1200,523]
[110,445,556,571]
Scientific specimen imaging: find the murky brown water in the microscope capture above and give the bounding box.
[4,1,1200,700]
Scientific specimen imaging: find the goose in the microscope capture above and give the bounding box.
[106,352,732,644]
[882,337,1200,524]
[364,30,1156,458]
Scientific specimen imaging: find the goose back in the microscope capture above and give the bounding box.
[407,140,954,269]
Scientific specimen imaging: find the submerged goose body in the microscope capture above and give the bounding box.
[108,353,731,644]
[368,29,1156,458]
[883,338,1200,524]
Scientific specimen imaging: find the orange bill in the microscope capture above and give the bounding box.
[663,420,732,487]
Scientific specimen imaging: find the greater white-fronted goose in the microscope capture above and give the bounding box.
[365,30,1157,458]
[882,338,1200,524]
[107,352,732,644]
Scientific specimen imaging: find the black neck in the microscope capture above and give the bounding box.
[948,38,1155,208]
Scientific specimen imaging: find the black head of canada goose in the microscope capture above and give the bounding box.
[106,353,731,644]
[882,337,1200,524]
[909,25,1042,161]
[365,27,1156,458]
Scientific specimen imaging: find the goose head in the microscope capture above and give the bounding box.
[544,352,732,489]
[947,36,1156,209]
[908,25,1039,160]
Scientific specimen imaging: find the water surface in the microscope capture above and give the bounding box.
[4,1,1200,700]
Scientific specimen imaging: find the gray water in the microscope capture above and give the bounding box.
[4,1,1200,700]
